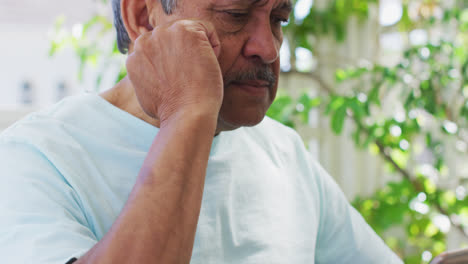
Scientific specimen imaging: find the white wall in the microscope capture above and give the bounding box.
[0,0,113,108]
[1,24,86,107]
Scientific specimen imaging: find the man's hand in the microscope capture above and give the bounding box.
[76,20,224,264]
[126,20,223,124]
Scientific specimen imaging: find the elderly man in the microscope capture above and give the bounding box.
[0,0,403,263]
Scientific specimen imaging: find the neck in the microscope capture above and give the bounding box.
[100,77,236,135]
[100,77,162,128]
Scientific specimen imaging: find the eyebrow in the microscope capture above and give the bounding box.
[277,1,293,12]
[229,0,293,11]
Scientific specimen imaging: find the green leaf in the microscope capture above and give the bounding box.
[331,104,347,134]
[335,69,348,82]
[326,96,345,114]
[349,98,366,121]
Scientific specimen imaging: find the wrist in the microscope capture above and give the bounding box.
[160,107,218,132]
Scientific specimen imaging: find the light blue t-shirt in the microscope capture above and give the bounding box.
[0,93,402,264]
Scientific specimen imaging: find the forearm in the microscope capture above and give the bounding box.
[77,111,217,264]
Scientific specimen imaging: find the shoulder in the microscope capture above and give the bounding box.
[1,94,99,141]
[0,93,114,173]
[0,92,141,149]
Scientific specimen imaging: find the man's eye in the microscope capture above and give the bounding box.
[273,16,289,26]
[223,11,249,20]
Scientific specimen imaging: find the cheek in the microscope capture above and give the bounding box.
[217,35,245,75]
[213,14,246,33]
[273,60,281,77]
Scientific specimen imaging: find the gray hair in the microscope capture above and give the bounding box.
[111,0,177,54]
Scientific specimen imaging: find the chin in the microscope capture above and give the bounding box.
[217,104,269,132]
[217,83,277,132]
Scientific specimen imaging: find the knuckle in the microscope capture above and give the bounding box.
[133,38,144,51]
[134,32,150,49]
[177,21,192,33]
[125,56,137,75]
[172,20,201,33]
[125,54,134,67]
[176,19,194,27]
[151,25,164,37]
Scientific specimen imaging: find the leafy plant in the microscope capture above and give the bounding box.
[280,1,468,263]
[49,11,126,90]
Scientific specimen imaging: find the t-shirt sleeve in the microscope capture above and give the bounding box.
[0,140,97,264]
[309,156,403,264]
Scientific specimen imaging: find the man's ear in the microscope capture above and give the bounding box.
[121,0,154,42]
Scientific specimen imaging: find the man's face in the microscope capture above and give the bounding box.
[154,0,291,130]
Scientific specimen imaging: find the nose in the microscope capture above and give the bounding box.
[242,20,280,64]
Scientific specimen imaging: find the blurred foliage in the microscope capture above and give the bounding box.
[49,12,126,90]
[278,0,468,263]
[49,0,468,263]
[285,0,378,50]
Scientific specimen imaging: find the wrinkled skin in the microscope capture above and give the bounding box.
[104,0,291,133]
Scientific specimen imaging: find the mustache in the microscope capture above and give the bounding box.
[223,65,277,89]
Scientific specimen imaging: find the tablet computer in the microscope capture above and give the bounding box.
[430,248,468,264]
